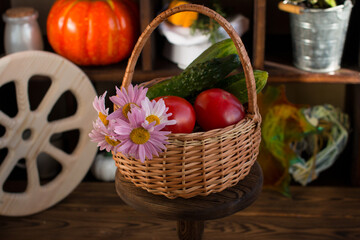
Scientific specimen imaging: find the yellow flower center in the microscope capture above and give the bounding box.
[122,103,138,118]
[130,127,150,144]
[146,115,160,125]
[105,135,120,146]
[99,112,109,126]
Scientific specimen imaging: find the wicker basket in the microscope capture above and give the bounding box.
[113,4,262,199]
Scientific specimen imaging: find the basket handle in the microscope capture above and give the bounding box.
[122,4,260,120]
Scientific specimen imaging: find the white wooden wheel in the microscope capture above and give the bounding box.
[0,51,98,216]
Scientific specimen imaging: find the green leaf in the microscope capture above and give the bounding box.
[325,0,337,7]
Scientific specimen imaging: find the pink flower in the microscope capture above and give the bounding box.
[114,107,170,162]
[108,84,148,122]
[93,91,110,126]
[93,91,108,115]
[89,118,121,152]
[141,97,176,128]
[90,85,173,161]
[89,91,121,152]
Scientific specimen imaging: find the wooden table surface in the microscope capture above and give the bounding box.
[1,182,360,240]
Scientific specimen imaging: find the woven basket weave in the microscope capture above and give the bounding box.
[113,4,262,199]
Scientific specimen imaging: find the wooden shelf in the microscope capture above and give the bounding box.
[81,58,360,85]
[265,61,360,84]
[81,57,182,84]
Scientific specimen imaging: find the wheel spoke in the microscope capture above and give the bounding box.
[0,137,8,149]
[15,79,30,113]
[48,116,83,134]
[0,112,12,149]
[35,80,65,116]
[25,157,40,191]
[43,143,74,168]
[0,111,15,129]
[0,148,21,187]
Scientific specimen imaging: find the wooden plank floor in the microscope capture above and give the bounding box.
[1,182,360,240]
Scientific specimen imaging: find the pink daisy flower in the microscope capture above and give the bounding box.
[89,91,121,152]
[93,91,110,126]
[141,97,176,128]
[108,84,148,121]
[114,107,170,162]
[89,118,121,153]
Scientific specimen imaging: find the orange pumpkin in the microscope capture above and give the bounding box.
[47,0,139,66]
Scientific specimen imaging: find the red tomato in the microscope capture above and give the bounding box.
[47,0,139,66]
[194,88,245,131]
[154,96,196,133]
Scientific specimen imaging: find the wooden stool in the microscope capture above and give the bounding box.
[115,162,263,240]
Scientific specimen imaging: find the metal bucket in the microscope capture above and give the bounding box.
[290,0,353,73]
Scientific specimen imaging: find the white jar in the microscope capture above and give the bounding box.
[2,7,43,55]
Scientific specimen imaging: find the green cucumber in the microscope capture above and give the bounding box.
[146,54,241,100]
[217,70,268,104]
[187,38,237,69]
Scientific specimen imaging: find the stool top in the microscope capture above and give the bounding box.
[115,161,263,221]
